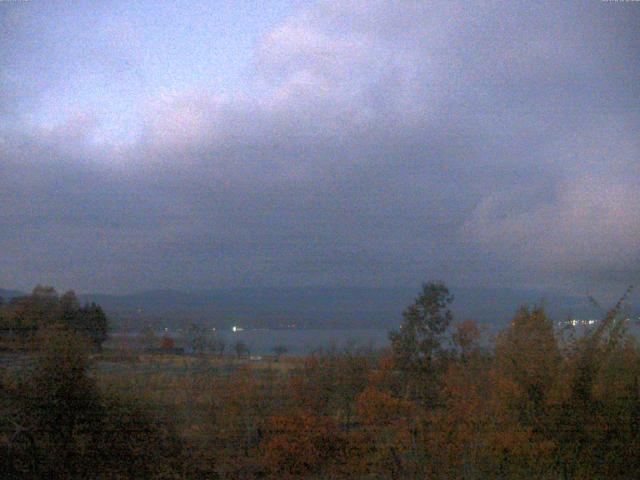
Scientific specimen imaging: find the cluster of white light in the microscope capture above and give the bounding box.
[570,319,597,326]
[559,319,599,327]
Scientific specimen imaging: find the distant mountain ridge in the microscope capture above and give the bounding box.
[3,285,636,332]
[0,288,25,301]
[79,286,636,332]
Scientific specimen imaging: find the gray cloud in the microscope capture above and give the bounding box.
[0,0,638,294]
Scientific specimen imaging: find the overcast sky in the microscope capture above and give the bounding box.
[1,0,639,295]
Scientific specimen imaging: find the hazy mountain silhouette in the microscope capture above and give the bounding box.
[0,288,25,301]
[79,286,626,331]
[3,285,634,331]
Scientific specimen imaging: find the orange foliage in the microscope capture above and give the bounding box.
[260,409,342,478]
[160,335,175,349]
[355,386,410,426]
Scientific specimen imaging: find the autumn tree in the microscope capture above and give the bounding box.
[2,286,60,344]
[260,408,343,479]
[452,319,483,363]
[159,334,176,350]
[494,305,560,425]
[554,287,640,479]
[425,319,489,478]
[389,281,454,402]
[77,302,108,349]
[1,325,184,477]
[476,305,562,477]
[0,287,108,349]
[344,385,420,478]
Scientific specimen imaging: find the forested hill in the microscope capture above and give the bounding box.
[77,286,636,331]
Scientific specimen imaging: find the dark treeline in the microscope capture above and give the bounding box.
[0,286,108,349]
[1,282,640,478]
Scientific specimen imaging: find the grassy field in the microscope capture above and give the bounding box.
[91,348,299,433]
